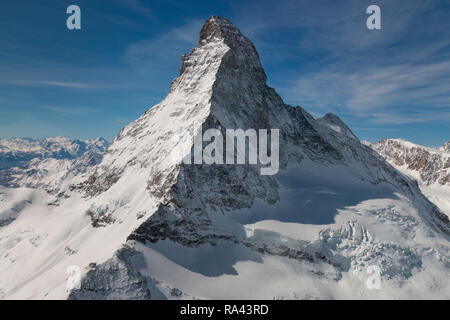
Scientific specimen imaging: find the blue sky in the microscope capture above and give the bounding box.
[0,0,449,146]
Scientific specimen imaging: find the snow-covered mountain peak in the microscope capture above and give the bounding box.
[84,16,274,199]
[199,16,254,51]
[316,113,358,141]
[199,16,240,44]
[84,17,447,219]
[371,139,450,187]
[371,138,450,186]
[178,16,266,88]
[370,138,450,218]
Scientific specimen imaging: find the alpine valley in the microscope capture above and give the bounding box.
[0,16,448,300]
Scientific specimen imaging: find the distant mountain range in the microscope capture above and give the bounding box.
[369,139,450,217]
[0,137,108,194]
[0,137,108,169]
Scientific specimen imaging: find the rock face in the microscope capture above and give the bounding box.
[1,17,449,300]
[371,139,450,186]
[68,246,152,300]
[370,138,450,218]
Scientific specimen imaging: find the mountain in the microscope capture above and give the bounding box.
[370,139,450,217]
[0,137,108,195]
[0,16,449,300]
[0,137,108,169]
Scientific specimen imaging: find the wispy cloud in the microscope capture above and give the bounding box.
[41,81,90,88]
[108,116,133,124]
[115,0,155,19]
[369,111,450,125]
[0,116,70,139]
[9,80,90,89]
[282,61,450,113]
[39,105,100,116]
[124,19,203,74]
[234,0,438,52]
[234,0,450,126]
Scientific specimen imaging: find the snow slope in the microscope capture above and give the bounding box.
[0,16,449,300]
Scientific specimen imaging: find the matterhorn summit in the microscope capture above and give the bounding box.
[0,16,449,300]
